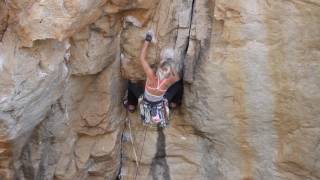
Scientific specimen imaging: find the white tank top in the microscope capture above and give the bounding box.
[144,89,163,102]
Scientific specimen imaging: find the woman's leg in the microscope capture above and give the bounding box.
[171,80,183,106]
[127,81,144,105]
[165,80,183,106]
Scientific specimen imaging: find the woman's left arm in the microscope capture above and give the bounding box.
[140,41,156,81]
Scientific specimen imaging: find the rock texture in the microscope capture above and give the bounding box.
[0,0,320,180]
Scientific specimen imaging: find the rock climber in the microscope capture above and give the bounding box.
[123,33,183,127]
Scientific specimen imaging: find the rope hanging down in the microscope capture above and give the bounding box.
[125,110,149,180]
[127,114,139,168]
[129,7,159,179]
[134,125,148,180]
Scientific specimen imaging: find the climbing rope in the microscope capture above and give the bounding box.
[127,114,139,168]
[134,125,149,180]
[127,9,160,177]
[125,109,150,180]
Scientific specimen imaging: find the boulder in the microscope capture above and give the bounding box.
[0,28,69,178]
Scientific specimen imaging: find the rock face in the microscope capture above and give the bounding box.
[0,0,320,180]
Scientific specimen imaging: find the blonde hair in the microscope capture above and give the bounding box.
[160,48,175,61]
[157,48,176,80]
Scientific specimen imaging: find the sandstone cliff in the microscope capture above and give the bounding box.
[0,0,320,180]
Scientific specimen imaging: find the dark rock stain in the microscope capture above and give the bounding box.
[150,126,171,180]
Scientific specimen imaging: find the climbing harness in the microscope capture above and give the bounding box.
[138,95,169,128]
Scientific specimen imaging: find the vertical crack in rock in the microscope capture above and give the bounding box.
[116,121,126,180]
[181,0,197,84]
[183,0,213,84]
[0,14,8,42]
[20,144,35,180]
[0,0,9,42]
[34,125,56,180]
[185,0,196,53]
[150,127,171,180]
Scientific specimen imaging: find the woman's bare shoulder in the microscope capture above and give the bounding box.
[146,75,158,85]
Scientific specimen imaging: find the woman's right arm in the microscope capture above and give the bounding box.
[140,41,156,80]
